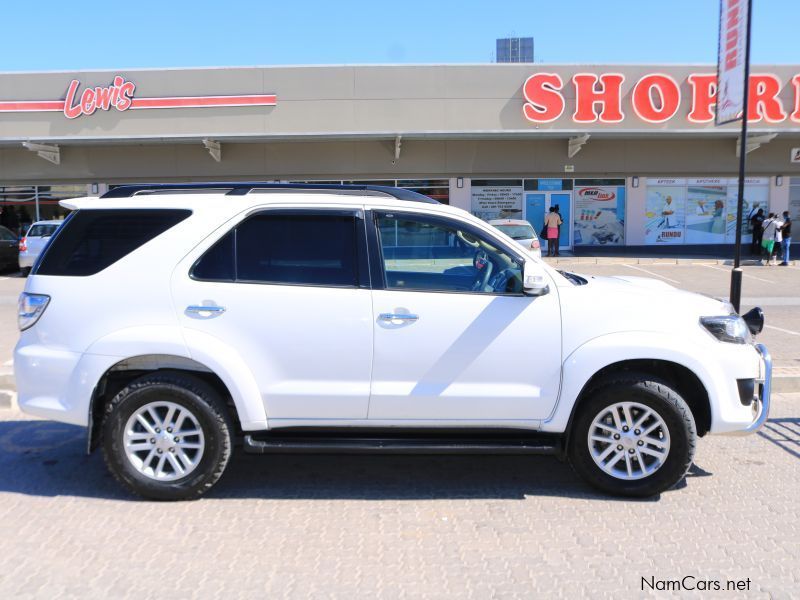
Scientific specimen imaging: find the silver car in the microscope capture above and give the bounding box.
[489,219,542,259]
[19,220,62,275]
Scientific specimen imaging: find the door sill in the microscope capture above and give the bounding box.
[243,429,562,456]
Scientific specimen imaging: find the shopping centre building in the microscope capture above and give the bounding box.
[1,63,799,251]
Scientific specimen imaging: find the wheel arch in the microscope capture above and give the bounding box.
[562,359,711,448]
[544,332,716,439]
[87,354,256,453]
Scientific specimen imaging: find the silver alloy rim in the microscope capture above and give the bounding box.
[587,401,671,481]
[123,401,205,482]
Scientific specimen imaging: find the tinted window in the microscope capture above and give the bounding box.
[193,213,359,287]
[192,230,235,281]
[377,214,523,294]
[35,209,190,276]
[27,224,59,237]
[0,227,16,241]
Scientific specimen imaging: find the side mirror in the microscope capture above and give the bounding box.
[523,261,550,297]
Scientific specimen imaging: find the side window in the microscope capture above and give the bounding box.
[0,228,16,241]
[376,213,524,294]
[192,212,360,287]
[35,209,190,276]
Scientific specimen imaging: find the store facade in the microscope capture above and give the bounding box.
[1,63,798,250]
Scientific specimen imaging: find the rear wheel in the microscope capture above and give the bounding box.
[101,371,233,500]
[568,375,696,497]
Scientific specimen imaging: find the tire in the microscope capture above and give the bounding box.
[568,373,696,497]
[101,371,234,500]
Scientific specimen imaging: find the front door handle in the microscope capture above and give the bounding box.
[186,305,226,315]
[378,313,419,323]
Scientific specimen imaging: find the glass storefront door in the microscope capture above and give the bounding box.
[523,180,573,250]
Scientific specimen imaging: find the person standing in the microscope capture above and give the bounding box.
[779,211,791,266]
[761,213,778,265]
[544,207,562,257]
[749,208,764,255]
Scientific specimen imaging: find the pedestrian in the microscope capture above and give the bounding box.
[779,211,791,266]
[761,213,778,265]
[762,212,784,266]
[554,204,563,252]
[749,208,764,255]
[543,206,562,257]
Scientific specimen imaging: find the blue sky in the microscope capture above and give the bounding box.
[1,0,796,71]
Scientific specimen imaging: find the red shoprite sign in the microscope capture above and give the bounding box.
[522,72,800,125]
[0,75,277,119]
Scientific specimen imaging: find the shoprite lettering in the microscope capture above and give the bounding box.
[523,72,800,124]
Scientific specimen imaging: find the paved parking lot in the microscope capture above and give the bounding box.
[0,265,798,598]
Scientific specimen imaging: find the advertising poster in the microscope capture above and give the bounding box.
[726,179,769,243]
[573,185,625,246]
[471,184,523,221]
[685,179,728,244]
[645,179,686,244]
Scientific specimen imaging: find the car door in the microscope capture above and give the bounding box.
[368,209,562,422]
[171,207,374,421]
[0,227,18,266]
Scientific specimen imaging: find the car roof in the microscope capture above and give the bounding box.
[488,219,532,226]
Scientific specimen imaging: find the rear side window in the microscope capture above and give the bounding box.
[192,213,359,287]
[27,224,60,237]
[34,209,190,276]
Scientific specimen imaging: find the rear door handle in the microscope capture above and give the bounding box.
[378,313,419,323]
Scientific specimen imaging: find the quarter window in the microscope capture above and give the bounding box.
[376,213,524,294]
[192,213,360,287]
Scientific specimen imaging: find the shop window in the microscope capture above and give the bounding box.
[0,185,80,238]
[573,179,626,246]
[471,180,524,221]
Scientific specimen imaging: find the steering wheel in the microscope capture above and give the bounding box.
[487,268,516,293]
[471,250,494,292]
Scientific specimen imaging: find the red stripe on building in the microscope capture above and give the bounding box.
[0,101,65,112]
[130,95,277,109]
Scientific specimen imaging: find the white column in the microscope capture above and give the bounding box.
[448,177,472,213]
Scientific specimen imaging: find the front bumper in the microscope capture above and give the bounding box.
[728,343,772,435]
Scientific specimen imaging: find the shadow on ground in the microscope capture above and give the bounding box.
[0,420,716,503]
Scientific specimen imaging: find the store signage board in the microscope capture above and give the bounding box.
[0,75,277,119]
[522,71,800,126]
[716,0,749,125]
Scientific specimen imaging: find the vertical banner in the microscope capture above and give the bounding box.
[716,0,750,124]
[573,185,625,246]
[686,179,728,244]
[645,179,686,244]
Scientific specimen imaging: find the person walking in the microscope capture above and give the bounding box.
[544,207,562,257]
[779,211,791,266]
[749,208,764,255]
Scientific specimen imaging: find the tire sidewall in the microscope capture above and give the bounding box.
[102,380,230,500]
[569,380,695,497]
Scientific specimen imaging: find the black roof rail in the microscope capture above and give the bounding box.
[101,182,439,204]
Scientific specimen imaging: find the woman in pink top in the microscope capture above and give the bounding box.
[544,207,563,257]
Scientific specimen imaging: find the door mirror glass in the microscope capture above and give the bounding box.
[523,261,549,296]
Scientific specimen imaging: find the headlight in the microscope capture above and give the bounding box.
[700,315,752,344]
[18,293,50,331]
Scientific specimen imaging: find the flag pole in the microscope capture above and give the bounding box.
[729,0,753,313]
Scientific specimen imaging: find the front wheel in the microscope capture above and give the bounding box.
[101,371,233,500]
[568,375,696,497]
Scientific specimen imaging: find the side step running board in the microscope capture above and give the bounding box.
[243,435,561,455]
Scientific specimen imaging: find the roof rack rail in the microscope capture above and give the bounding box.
[101,182,439,204]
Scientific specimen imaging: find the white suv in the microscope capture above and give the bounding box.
[14,183,771,500]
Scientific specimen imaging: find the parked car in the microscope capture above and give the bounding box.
[19,220,62,276]
[15,183,771,500]
[489,219,542,259]
[0,225,19,272]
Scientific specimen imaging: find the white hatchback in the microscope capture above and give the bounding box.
[19,219,62,275]
[489,219,542,259]
[14,183,771,500]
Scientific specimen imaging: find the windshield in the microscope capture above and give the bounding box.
[27,224,59,237]
[494,224,535,240]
